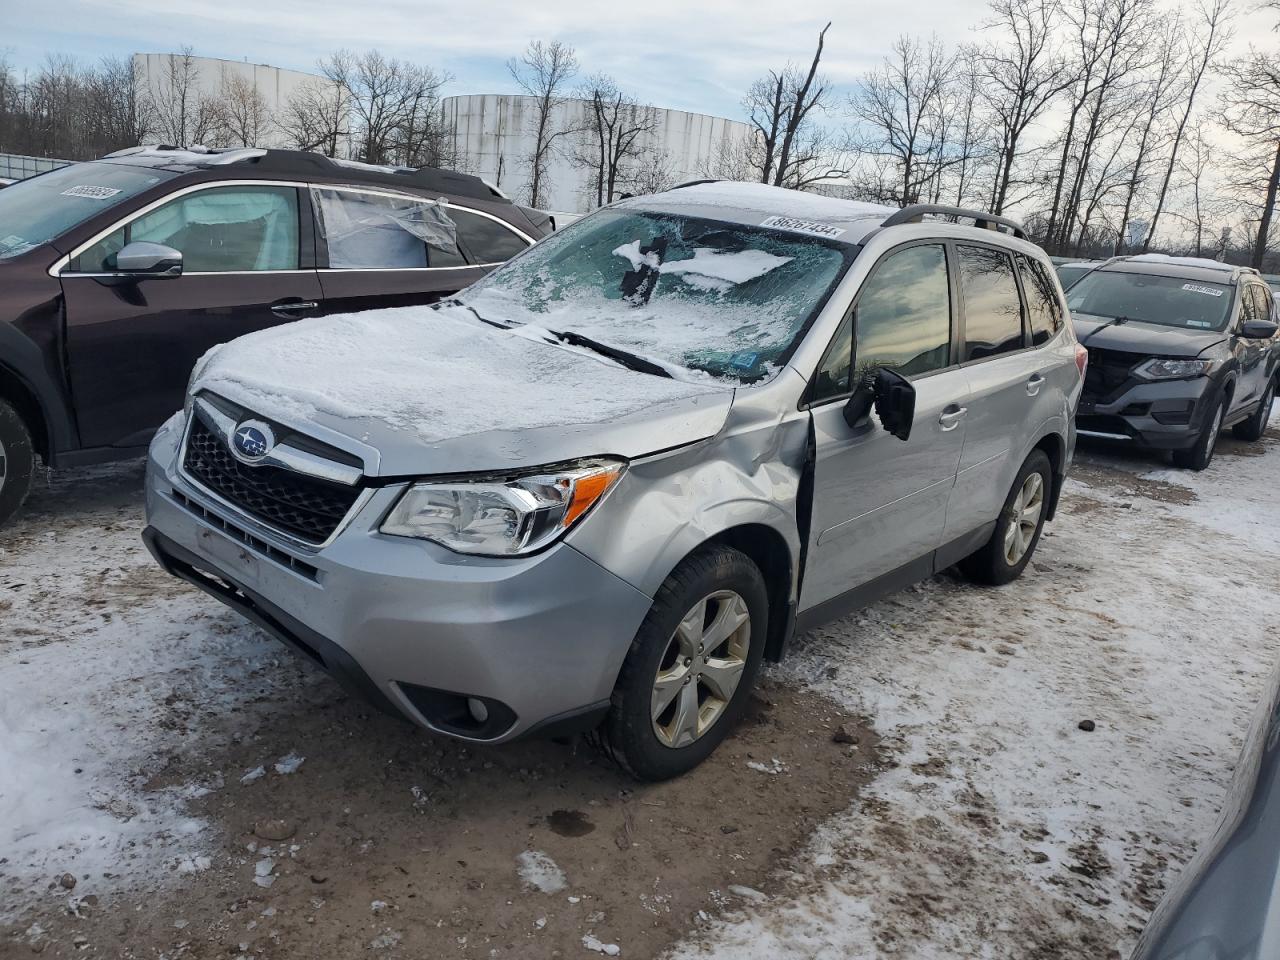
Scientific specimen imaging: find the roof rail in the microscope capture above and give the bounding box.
[882,204,1027,241]
[671,179,721,190]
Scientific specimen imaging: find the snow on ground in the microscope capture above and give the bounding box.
[0,462,319,918]
[670,412,1280,959]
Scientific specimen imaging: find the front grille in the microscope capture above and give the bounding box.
[1083,347,1145,402]
[182,415,361,545]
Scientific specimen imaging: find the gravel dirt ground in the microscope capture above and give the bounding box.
[2,413,1278,959]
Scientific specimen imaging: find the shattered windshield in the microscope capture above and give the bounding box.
[462,209,852,381]
[1066,271,1233,331]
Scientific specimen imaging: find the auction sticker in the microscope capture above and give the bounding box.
[1181,283,1223,297]
[61,185,122,200]
[759,215,846,239]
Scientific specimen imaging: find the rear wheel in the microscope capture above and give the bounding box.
[1173,394,1226,470]
[1232,377,1275,442]
[0,399,35,529]
[602,544,768,781]
[959,449,1052,586]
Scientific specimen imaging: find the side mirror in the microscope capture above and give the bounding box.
[1241,319,1279,339]
[109,241,183,279]
[842,367,916,441]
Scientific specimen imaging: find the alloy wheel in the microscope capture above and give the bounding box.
[651,590,752,749]
[1003,471,1045,566]
[0,433,7,495]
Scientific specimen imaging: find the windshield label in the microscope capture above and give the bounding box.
[61,185,122,200]
[1186,319,1212,327]
[1181,283,1223,297]
[759,215,846,239]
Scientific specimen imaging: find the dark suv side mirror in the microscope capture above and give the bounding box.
[1241,318,1279,339]
[108,241,184,280]
[842,367,917,441]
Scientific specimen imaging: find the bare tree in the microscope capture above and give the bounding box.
[278,77,351,156]
[743,22,838,189]
[147,46,219,147]
[508,40,578,208]
[1141,0,1233,251]
[573,74,658,207]
[212,70,272,147]
[974,0,1074,214]
[849,35,958,205]
[1218,48,1280,269]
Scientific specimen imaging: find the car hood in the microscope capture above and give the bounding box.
[1072,312,1227,357]
[192,304,735,477]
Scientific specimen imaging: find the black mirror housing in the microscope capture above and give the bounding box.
[841,367,916,441]
[1241,319,1279,340]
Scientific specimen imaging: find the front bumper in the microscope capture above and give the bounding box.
[143,417,653,743]
[1076,375,1216,450]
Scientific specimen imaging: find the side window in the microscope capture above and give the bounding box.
[72,186,299,273]
[1239,284,1260,324]
[1250,284,1274,323]
[1017,255,1064,346]
[811,243,951,403]
[314,188,465,269]
[451,207,529,263]
[958,245,1025,361]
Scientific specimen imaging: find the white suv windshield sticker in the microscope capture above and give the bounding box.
[759,215,846,239]
[1181,283,1223,297]
[60,185,122,200]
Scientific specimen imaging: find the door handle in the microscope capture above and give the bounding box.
[938,405,967,431]
[1026,373,1045,397]
[271,300,319,318]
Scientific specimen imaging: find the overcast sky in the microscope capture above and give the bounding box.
[6,0,1275,127]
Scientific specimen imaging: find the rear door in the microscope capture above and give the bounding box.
[802,241,968,611]
[1236,283,1276,405]
[312,187,530,316]
[60,182,322,449]
[944,243,1038,540]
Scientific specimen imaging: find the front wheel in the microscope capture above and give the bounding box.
[1232,378,1275,442]
[602,544,769,781]
[959,449,1052,586]
[0,399,35,529]
[1172,394,1226,470]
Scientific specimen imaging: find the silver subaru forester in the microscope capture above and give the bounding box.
[143,182,1084,780]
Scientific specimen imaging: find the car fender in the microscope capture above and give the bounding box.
[0,321,77,458]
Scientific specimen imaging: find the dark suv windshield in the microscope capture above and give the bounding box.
[0,162,175,260]
[1066,270,1233,331]
[463,209,852,381]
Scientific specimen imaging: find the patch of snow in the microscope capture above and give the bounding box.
[745,758,786,775]
[612,241,793,290]
[516,850,567,894]
[370,899,388,913]
[582,933,622,955]
[726,885,767,902]
[196,304,723,449]
[238,766,265,785]
[273,752,305,775]
[369,929,402,950]
[623,180,894,229]
[174,854,211,874]
[670,429,1280,957]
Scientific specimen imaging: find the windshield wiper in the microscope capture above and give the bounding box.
[549,330,673,379]
[1080,314,1134,346]
[448,300,511,330]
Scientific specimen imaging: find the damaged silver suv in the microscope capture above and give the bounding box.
[143,183,1084,780]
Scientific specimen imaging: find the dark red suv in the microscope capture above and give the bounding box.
[0,147,552,526]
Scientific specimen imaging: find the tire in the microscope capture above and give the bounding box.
[0,399,35,529]
[959,449,1052,586]
[601,544,769,781]
[1172,393,1226,470]
[1232,377,1275,442]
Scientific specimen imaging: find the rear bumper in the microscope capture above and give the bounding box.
[143,416,653,743]
[1076,376,1216,450]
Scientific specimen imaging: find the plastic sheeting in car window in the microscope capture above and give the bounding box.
[313,188,460,269]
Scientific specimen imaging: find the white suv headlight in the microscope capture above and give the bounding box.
[380,459,625,556]
[1134,358,1214,380]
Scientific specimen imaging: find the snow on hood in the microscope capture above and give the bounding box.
[194,304,734,476]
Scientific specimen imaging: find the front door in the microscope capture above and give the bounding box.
[60,184,320,449]
[801,242,967,611]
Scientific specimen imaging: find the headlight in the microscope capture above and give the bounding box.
[1134,358,1214,380]
[183,347,221,418]
[380,459,625,556]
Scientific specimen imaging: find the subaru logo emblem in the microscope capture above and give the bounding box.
[232,420,274,462]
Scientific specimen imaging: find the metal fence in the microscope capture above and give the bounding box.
[0,152,73,180]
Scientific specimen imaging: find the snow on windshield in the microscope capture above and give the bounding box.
[463,210,849,381]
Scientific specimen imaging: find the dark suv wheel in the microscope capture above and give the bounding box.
[602,544,768,781]
[1232,377,1275,443]
[0,399,35,528]
[1173,393,1226,470]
